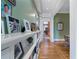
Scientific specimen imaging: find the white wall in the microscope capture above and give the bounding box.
[70,0,77,59]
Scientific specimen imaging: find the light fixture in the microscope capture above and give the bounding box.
[46,8,48,10]
[47,0,51,2]
[29,13,36,17]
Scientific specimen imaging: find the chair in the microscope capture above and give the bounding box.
[64,35,70,47]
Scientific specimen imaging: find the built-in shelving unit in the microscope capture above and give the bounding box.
[1,31,40,49]
[22,38,40,59]
[1,30,41,59]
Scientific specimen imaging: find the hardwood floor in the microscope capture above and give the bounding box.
[38,39,70,59]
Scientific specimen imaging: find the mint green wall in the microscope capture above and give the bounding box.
[1,0,38,34]
[12,0,38,24]
[54,13,69,39]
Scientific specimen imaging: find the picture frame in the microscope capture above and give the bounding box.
[31,23,37,31]
[5,16,20,34]
[1,0,12,17]
[8,0,16,6]
[58,22,63,31]
[14,42,24,59]
[23,19,31,32]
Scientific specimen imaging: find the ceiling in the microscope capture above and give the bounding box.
[12,0,69,21]
[58,0,69,13]
[34,0,69,17]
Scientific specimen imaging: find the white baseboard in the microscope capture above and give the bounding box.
[49,39,65,42]
[50,40,54,42]
[54,39,65,41]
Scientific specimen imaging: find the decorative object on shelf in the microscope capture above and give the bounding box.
[31,23,37,31]
[8,0,16,6]
[27,37,33,44]
[1,0,12,17]
[4,16,20,34]
[58,18,63,31]
[14,42,24,59]
[21,26,25,32]
[23,19,31,32]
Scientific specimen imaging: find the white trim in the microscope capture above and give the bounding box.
[1,20,5,35]
[6,15,11,34]
[22,38,40,59]
[50,17,54,42]
[1,31,40,49]
[70,0,77,59]
[58,12,69,13]
[54,39,65,41]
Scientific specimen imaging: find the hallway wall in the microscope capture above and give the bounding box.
[54,13,69,40]
[1,0,38,34]
[12,0,38,25]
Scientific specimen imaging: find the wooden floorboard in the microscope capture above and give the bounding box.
[38,39,70,59]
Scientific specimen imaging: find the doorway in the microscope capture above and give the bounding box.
[43,21,50,42]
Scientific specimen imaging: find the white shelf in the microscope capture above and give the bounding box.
[22,38,40,59]
[1,31,40,50]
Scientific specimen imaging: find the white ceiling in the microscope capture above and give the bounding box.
[58,0,69,13]
[34,0,69,17]
[12,0,69,21]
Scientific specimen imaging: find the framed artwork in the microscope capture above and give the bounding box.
[5,16,20,34]
[31,23,37,31]
[23,19,31,32]
[14,42,24,59]
[58,22,63,31]
[1,0,12,17]
[8,0,16,6]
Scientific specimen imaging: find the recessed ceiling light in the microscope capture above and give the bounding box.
[46,8,48,10]
[48,0,51,2]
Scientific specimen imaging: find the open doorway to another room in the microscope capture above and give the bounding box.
[43,21,50,42]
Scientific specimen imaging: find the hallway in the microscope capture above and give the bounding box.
[38,39,69,59]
